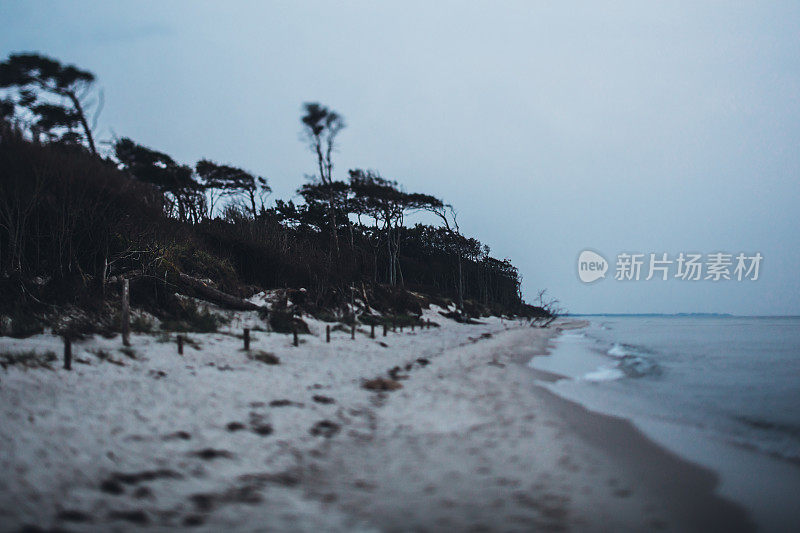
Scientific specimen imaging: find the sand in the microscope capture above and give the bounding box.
[0,308,753,531]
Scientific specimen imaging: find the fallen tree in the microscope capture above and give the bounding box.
[175,273,262,311]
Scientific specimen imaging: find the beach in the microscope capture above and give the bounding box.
[0,310,752,531]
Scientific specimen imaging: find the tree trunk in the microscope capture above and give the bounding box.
[249,190,257,218]
[66,91,97,155]
[176,273,261,311]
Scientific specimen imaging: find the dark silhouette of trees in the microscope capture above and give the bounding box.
[349,169,445,286]
[0,52,544,319]
[196,159,270,218]
[0,127,164,288]
[114,138,202,223]
[0,53,100,154]
[301,102,344,186]
[301,103,345,253]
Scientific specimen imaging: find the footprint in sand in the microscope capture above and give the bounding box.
[312,395,336,404]
[190,448,234,460]
[310,420,340,438]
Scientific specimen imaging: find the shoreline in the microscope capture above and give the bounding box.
[530,318,800,532]
[533,385,754,532]
[0,314,755,531]
[301,320,755,532]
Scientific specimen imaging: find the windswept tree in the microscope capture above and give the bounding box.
[301,102,345,252]
[297,179,355,245]
[0,53,101,154]
[349,169,444,286]
[195,159,270,218]
[114,137,203,223]
[429,204,467,308]
[301,102,344,185]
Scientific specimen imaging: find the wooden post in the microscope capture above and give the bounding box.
[293,325,298,347]
[383,324,388,337]
[370,324,375,339]
[243,328,250,351]
[63,336,71,370]
[177,335,184,355]
[351,322,355,340]
[326,325,330,343]
[121,278,130,347]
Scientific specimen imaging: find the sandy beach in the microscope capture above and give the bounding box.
[0,309,753,532]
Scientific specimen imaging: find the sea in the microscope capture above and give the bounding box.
[529,316,800,532]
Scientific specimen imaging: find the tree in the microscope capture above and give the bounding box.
[349,169,445,286]
[114,137,202,222]
[301,102,345,252]
[0,53,100,154]
[301,103,344,186]
[196,159,270,218]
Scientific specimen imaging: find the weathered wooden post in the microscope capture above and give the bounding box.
[370,323,375,339]
[121,278,130,347]
[243,328,250,351]
[63,336,71,370]
[383,324,388,337]
[351,322,355,340]
[326,325,331,343]
[177,335,184,355]
[293,325,299,347]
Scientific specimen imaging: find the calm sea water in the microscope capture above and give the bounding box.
[529,316,800,531]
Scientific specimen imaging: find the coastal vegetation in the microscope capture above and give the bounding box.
[0,53,553,333]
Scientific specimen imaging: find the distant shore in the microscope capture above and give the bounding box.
[0,313,753,531]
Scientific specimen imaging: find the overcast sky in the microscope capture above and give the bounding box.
[2,1,799,315]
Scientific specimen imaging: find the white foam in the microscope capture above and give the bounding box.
[582,366,625,382]
[607,343,628,357]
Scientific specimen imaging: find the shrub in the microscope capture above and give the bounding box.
[162,243,239,294]
[91,349,111,361]
[267,310,309,334]
[359,313,422,328]
[0,350,57,369]
[160,300,220,333]
[248,351,280,365]
[313,311,338,323]
[131,314,155,333]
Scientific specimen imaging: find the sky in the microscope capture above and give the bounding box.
[2,1,799,315]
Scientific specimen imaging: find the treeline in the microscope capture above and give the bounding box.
[0,53,539,317]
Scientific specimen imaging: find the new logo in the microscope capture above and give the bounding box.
[578,250,608,283]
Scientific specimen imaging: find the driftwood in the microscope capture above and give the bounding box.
[108,270,262,312]
[176,273,261,311]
